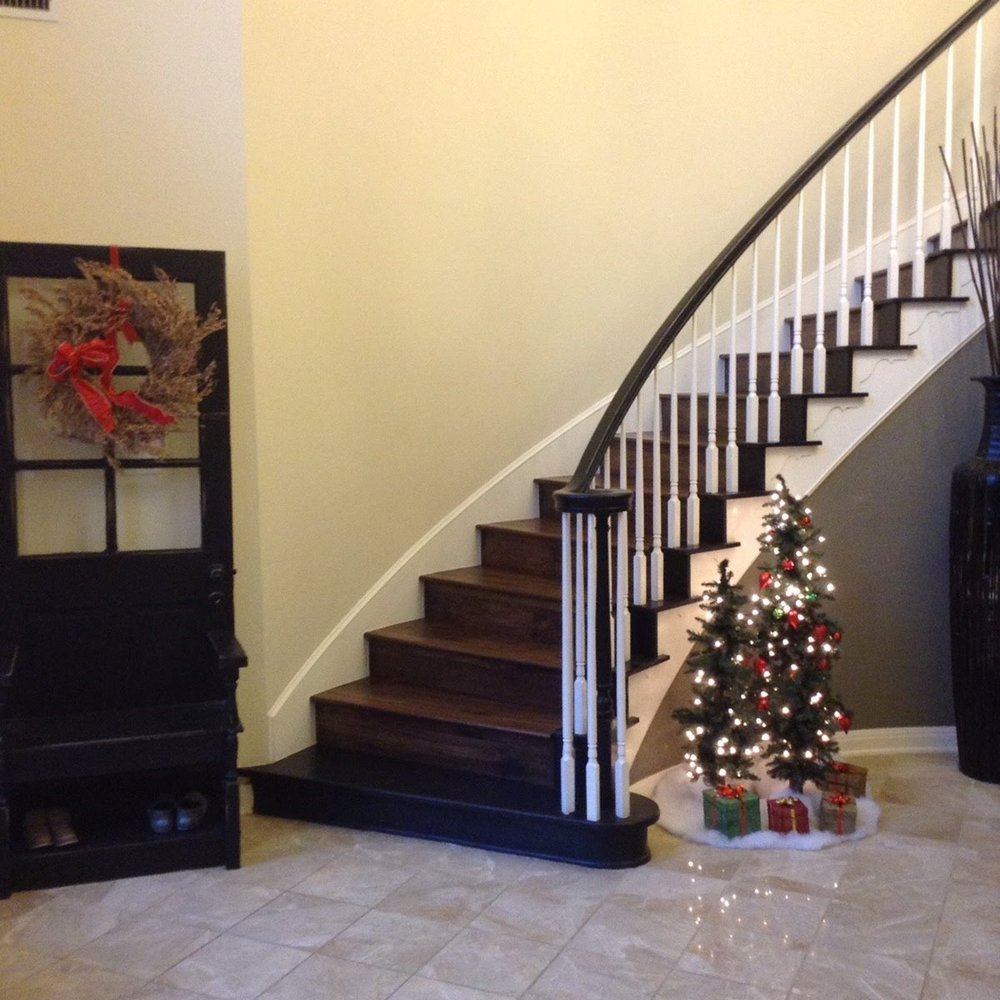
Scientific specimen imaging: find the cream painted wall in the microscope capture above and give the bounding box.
[242,0,972,758]
[0,1,268,761]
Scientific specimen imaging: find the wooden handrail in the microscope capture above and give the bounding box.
[562,0,997,497]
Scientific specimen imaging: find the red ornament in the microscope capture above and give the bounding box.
[753,657,768,676]
[818,658,831,671]
[812,625,828,642]
[787,610,801,629]
[782,559,795,572]
[757,696,769,713]
[833,631,842,642]
[837,714,852,734]
[758,571,773,590]
[802,516,811,526]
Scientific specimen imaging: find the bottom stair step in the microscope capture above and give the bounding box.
[242,746,659,869]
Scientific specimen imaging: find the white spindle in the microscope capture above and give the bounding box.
[560,513,575,814]
[888,96,901,298]
[838,144,851,346]
[941,45,954,252]
[791,192,804,394]
[726,269,739,492]
[705,291,719,494]
[687,317,701,545]
[814,166,828,393]
[617,412,632,656]
[631,389,646,604]
[574,513,586,734]
[649,364,663,601]
[614,507,629,819]
[667,343,681,547]
[767,218,782,442]
[746,242,760,442]
[585,515,599,821]
[913,70,927,296]
[861,121,875,346]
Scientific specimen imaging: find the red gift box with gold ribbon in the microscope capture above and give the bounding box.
[767,796,810,835]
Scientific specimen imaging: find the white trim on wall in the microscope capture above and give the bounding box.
[836,725,957,757]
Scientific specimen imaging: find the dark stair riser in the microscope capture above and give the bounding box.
[313,699,559,787]
[479,523,562,579]
[422,576,561,645]
[366,630,560,709]
[246,749,658,869]
[670,394,811,444]
[724,349,855,396]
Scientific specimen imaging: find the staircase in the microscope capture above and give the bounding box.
[244,0,996,866]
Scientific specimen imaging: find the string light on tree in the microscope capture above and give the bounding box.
[751,475,852,793]
[673,560,762,786]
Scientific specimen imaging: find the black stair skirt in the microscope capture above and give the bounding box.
[242,746,659,869]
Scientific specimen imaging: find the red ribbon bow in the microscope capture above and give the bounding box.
[826,792,852,806]
[46,302,173,435]
[717,784,746,799]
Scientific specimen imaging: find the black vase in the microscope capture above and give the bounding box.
[950,375,1000,783]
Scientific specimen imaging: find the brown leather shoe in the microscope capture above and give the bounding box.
[46,807,79,847]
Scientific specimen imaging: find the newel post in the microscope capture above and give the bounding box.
[554,487,632,820]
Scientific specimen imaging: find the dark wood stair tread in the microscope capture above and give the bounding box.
[422,565,561,601]
[312,678,560,736]
[367,619,560,671]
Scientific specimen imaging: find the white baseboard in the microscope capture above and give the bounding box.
[630,726,958,798]
[836,725,957,757]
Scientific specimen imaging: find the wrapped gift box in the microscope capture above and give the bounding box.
[767,795,810,835]
[702,786,761,838]
[819,761,868,797]
[819,793,858,835]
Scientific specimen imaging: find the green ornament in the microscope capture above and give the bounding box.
[772,606,785,620]
[806,591,818,602]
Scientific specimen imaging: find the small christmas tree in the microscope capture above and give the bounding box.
[673,559,762,787]
[748,475,852,793]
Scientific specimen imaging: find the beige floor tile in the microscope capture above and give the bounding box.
[293,852,417,908]
[124,986,218,1000]
[389,976,511,1000]
[257,953,406,1000]
[71,915,218,979]
[0,895,124,957]
[417,924,559,996]
[377,867,508,924]
[789,946,926,999]
[321,908,465,973]
[657,970,787,999]
[142,875,281,932]
[227,891,367,950]
[471,883,600,946]
[3,955,146,1000]
[524,952,664,999]
[157,933,308,1000]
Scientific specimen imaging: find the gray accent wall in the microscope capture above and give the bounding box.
[633,333,991,781]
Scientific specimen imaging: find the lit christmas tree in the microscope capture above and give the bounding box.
[673,559,762,787]
[749,475,852,793]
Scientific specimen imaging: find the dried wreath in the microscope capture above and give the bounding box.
[20,258,224,460]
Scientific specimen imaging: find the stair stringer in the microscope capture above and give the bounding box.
[624,260,981,780]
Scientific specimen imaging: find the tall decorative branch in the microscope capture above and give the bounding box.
[941,109,1000,375]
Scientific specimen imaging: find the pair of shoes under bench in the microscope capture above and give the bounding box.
[23,807,78,849]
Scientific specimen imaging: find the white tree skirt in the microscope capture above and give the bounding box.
[653,764,880,850]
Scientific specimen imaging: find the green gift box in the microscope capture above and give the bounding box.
[702,786,761,838]
[818,760,867,797]
[819,792,857,835]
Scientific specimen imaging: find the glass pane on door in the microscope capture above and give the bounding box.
[16,469,106,554]
[116,467,202,551]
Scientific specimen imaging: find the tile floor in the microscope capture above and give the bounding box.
[0,752,998,999]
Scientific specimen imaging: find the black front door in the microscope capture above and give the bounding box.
[0,242,235,714]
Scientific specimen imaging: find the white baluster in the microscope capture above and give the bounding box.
[617,410,632,655]
[560,512,575,814]
[614,509,629,819]
[861,121,875,346]
[649,365,663,600]
[940,45,954,252]
[767,218,782,442]
[585,515,599,822]
[705,291,719,494]
[746,242,760,442]
[667,343,681,547]
[687,317,701,545]
[574,512,586,734]
[838,144,851,346]
[888,96,901,298]
[913,70,927,297]
[726,269,740,492]
[631,390,646,604]
[791,192,804,394]
[814,166,828,393]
